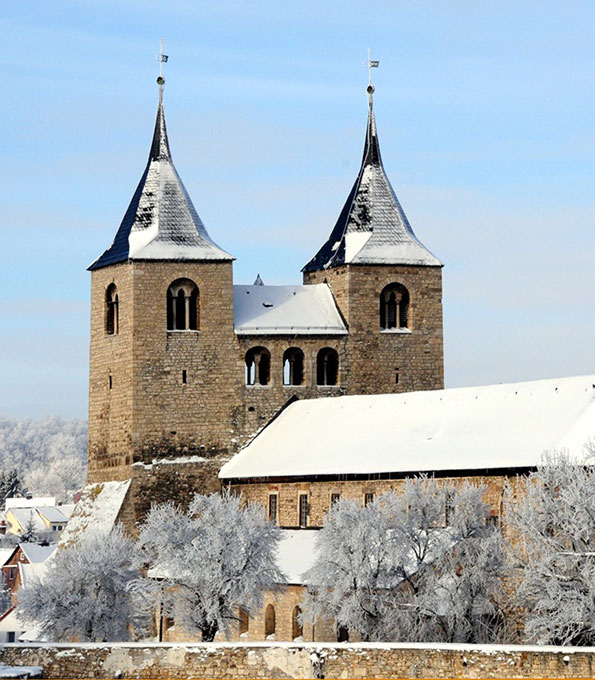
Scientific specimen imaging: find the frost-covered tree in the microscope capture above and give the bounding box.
[134,491,284,641]
[0,470,26,504]
[506,450,595,645]
[0,571,11,616]
[304,479,510,643]
[0,415,86,503]
[19,512,39,543]
[17,526,147,642]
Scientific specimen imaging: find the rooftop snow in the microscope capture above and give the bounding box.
[5,498,55,511]
[220,375,595,480]
[89,87,232,271]
[35,506,69,524]
[303,105,440,272]
[59,480,130,547]
[19,544,56,565]
[234,284,347,335]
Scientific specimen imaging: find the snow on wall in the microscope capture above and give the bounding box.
[220,375,595,480]
[59,480,130,547]
[234,284,347,335]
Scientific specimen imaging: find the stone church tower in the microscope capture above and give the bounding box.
[86,74,443,523]
[302,82,443,395]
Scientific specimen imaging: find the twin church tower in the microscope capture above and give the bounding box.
[87,69,444,514]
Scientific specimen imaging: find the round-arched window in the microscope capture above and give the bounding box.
[167,278,199,331]
[380,283,410,330]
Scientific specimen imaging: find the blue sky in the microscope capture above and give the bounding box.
[1,1,593,418]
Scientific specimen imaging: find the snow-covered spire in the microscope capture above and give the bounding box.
[89,70,232,271]
[253,273,264,286]
[302,73,440,273]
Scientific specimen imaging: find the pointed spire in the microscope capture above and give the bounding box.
[253,274,264,286]
[302,65,441,272]
[89,50,233,271]
[149,76,171,161]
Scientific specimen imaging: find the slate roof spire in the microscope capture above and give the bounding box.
[302,69,441,272]
[89,69,233,271]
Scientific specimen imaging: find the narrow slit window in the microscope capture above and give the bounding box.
[364,493,374,507]
[299,494,309,528]
[268,494,278,524]
[182,370,187,384]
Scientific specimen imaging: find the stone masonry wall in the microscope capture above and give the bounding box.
[304,263,444,394]
[2,642,594,679]
[225,474,512,529]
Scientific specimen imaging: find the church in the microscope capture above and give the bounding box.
[85,70,444,525]
[76,69,595,643]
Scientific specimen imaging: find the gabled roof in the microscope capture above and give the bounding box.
[220,374,595,480]
[6,509,46,533]
[35,506,68,524]
[59,480,130,548]
[234,284,347,335]
[89,81,232,271]
[303,88,441,272]
[19,543,56,565]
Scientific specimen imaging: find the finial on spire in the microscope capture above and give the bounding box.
[156,38,169,92]
[364,47,379,110]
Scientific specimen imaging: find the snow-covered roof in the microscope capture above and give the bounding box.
[303,93,440,272]
[59,480,130,547]
[220,375,595,480]
[0,548,16,567]
[234,284,347,336]
[19,544,56,565]
[19,560,51,588]
[276,530,318,584]
[35,507,69,524]
[6,509,46,533]
[5,498,55,511]
[89,84,232,271]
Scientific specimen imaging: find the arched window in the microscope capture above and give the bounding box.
[238,607,249,635]
[283,348,304,386]
[337,626,349,642]
[292,606,303,640]
[380,283,410,330]
[316,348,339,386]
[264,604,276,637]
[245,347,271,386]
[106,284,119,335]
[167,278,199,331]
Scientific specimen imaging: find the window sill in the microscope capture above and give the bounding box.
[316,384,341,389]
[283,384,307,389]
[245,384,272,389]
[167,330,200,334]
[380,328,411,334]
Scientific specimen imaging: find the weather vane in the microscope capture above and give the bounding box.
[364,47,379,108]
[156,38,169,84]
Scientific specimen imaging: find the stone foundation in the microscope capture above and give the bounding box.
[1,642,594,679]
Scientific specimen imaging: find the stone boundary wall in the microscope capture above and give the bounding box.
[1,641,594,679]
